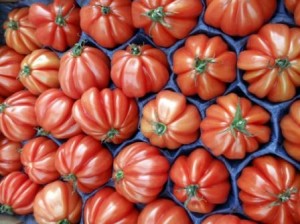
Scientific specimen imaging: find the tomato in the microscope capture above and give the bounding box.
[200,93,271,159]
[55,134,113,194]
[237,156,300,224]
[35,88,82,139]
[58,41,110,99]
[131,0,203,47]
[3,7,41,54]
[0,46,24,97]
[140,90,201,150]
[0,136,22,176]
[111,44,169,98]
[0,171,41,215]
[237,23,300,102]
[170,148,230,213]
[202,214,257,224]
[137,198,192,224]
[173,34,237,100]
[204,0,277,36]
[72,87,139,144]
[285,0,300,26]
[84,187,139,223]
[33,180,82,224]
[0,90,37,142]
[28,0,81,51]
[280,100,300,161]
[80,0,135,48]
[113,142,169,204]
[20,137,59,185]
[18,49,60,95]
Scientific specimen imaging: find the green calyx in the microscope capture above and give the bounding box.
[62,173,77,191]
[130,44,141,56]
[194,58,215,74]
[181,184,206,208]
[269,187,298,207]
[36,127,50,136]
[71,40,86,57]
[0,204,14,215]
[0,104,8,113]
[58,219,71,224]
[153,122,167,136]
[275,58,291,72]
[114,170,124,182]
[101,6,111,15]
[102,128,119,143]
[7,20,18,30]
[20,65,31,77]
[55,14,66,26]
[145,6,170,28]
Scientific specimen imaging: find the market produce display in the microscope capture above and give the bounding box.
[0,0,300,223]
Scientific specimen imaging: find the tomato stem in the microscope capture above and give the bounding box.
[7,20,18,30]
[36,127,50,136]
[153,122,167,136]
[269,187,298,207]
[55,7,66,27]
[145,6,170,28]
[58,219,71,224]
[0,204,14,215]
[114,170,124,182]
[62,174,77,191]
[101,6,111,15]
[275,58,291,73]
[101,128,119,143]
[0,104,8,113]
[194,58,215,74]
[130,44,141,56]
[181,185,206,208]
[20,65,31,77]
[71,40,87,57]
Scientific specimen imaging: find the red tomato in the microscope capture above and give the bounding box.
[80,0,135,48]
[200,93,271,159]
[111,44,169,98]
[0,46,24,97]
[204,0,277,36]
[132,0,203,47]
[237,156,300,224]
[20,137,59,185]
[237,23,300,102]
[72,87,139,144]
[55,134,113,193]
[19,49,60,95]
[33,180,82,224]
[137,198,192,224]
[3,7,41,54]
[0,90,37,142]
[285,0,300,26]
[280,100,300,161]
[28,0,81,51]
[202,214,257,224]
[84,187,139,224]
[0,171,41,215]
[0,136,22,176]
[170,148,230,213]
[173,34,237,100]
[113,142,170,204]
[58,41,110,99]
[35,88,82,139]
[140,90,201,150]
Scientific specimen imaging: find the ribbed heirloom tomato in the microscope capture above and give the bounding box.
[132,0,203,47]
[80,0,135,48]
[84,187,139,224]
[0,46,24,97]
[237,23,300,102]
[200,93,271,159]
[55,135,113,194]
[140,90,201,150]
[113,142,170,204]
[204,0,277,36]
[170,148,231,213]
[19,49,60,95]
[285,0,300,26]
[202,214,257,224]
[173,34,237,100]
[20,137,59,185]
[3,7,41,54]
[111,44,169,98]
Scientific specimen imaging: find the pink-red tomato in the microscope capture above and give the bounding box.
[111,44,169,98]
[237,23,300,102]
[204,0,277,36]
[0,46,24,97]
[200,93,271,159]
[0,90,38,142]
[33,180,82,224]
[0,171,41,215]
[3,7,41,54]
[72,87,139,144]
[170,148,231,213]
[285,0,300,26]
[55,134,113,194]
[113,142,170,204]
[137,199,192,224]
[35,88,82,139]
[20,137,59,185]
[132,0,203,47]
[80,0,135,48]
[58,41,110,99]
[202,214,257,224]
[29,0,81,51]
[140,90,201,150]
[84,187,139,224]
[173,34,236,100]
[237,156,300,224]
